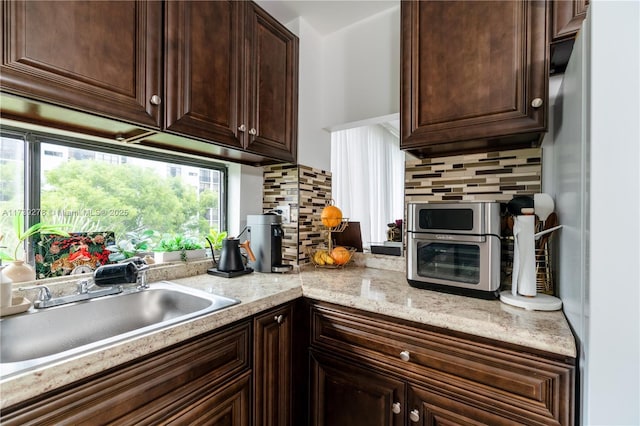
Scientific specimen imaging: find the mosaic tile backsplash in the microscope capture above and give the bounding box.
[263,164,332,264]
[263,148,540,264]
[405,148,542,203]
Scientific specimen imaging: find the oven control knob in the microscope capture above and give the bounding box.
[399,350,410,362]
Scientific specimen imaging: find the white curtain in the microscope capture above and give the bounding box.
[331,124,404,247]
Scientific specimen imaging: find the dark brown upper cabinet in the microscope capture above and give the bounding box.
[0,0,163,129]
[550,0,588,74]
[243,2,298,163]
[552,0,588,42]
[163,0,244,151]
[400,0,549,158]
[1,0,298,165]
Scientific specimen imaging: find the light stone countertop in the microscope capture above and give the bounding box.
[0,258,576,409]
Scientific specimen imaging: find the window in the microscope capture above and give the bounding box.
[0,135,25,258]
[1,129,227,264]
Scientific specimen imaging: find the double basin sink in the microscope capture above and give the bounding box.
[0,281,239,379]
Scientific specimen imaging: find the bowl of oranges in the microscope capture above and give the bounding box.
[308,245,356,269]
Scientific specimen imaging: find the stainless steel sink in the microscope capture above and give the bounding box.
[0,281,239,379]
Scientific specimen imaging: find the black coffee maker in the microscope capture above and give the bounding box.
[247,214,292,273]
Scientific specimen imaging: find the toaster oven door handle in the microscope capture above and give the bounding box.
[413,233,487,243]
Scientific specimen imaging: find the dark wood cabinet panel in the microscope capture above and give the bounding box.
[1,0,298,165]
[310,350,406,426]
[253,303,293,426]
[0,0,162,128]
[408,384,519,426]
[0,321,250,425]
[244,2,298,163]
[164,0,244,150]
[160,372,251,426]
[308,301,575,426]
[552,0,588,42]
[401,0,549,157]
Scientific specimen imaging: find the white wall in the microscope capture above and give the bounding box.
[287,18,332,172]
[587,1,639,424]
[549,3,640,424]
[323,7,400,128]
[227,164,263,237]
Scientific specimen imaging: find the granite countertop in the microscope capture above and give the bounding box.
[0,259,576,409]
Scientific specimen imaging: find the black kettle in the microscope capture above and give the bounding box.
[213,238,256,272]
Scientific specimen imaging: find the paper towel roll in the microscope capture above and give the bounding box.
[512,215,536,296]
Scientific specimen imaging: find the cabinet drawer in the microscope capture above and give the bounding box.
[310,302,574,425]
[2,321,251,425]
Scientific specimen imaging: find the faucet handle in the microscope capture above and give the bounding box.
[19,285,52,302]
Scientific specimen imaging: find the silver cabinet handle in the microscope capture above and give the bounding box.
[149,95,161,106]
[392,402,401,414]
[249,128,257,136]
[399,350,410,362]
[531,97,543,108]
[409,409,420,422]
[238,124,246,132]
[274,314,284,324]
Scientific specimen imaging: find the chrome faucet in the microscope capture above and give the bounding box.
[19,284,52,305]
[20,259,150,309]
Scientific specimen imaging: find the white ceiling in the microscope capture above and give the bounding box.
[254,0,399,36]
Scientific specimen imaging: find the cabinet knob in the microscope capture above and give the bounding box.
[392,402,401,414]
[274,314,284,324]
[238,124,246,132]
[531,98,543,108]
[409,409,420,422]
[399,350,410,362]
[249,128,257,136]
[149,95,161,106]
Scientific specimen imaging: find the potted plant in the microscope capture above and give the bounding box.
[205,229,228,252]
[0,215,70,282]
[106,229,156,262]
[153,234,206,263]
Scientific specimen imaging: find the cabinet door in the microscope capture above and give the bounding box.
[243,2,298,163]
[0,0,162,128]
[0,322,251,425]
[254,304,293,426]
[310,351,405,426]
[408,385,527,426]
[163,372,251,426]
[164,0,244,150]
[401,0,548,156]
[552,0,588,42]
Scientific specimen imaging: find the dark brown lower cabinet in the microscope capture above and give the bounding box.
[308,300,575,426]
[310,351,405,426]
[0,321,251,425]
[253,303,293,426]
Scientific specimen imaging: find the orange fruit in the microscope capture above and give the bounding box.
[330,246,351,265]
[321,205,343,228]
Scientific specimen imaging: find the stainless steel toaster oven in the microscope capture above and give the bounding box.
[406,202,502,299]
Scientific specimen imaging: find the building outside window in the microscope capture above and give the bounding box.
[0,130,226,265]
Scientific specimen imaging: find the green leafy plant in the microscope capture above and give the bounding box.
[155,234,204,262]
[106,229,157,262]
[0,215,70,261]
[205,229,228,251]
[155,234,203,252]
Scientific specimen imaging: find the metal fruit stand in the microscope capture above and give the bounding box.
[308,219,356,268]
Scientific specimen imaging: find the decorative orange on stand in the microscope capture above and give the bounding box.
[330,246,351,265]
[321,204,343,228]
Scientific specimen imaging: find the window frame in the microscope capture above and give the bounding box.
[1,126,228,261]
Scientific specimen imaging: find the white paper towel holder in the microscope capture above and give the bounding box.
[499,291,562,311]
[500,209,562,311]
